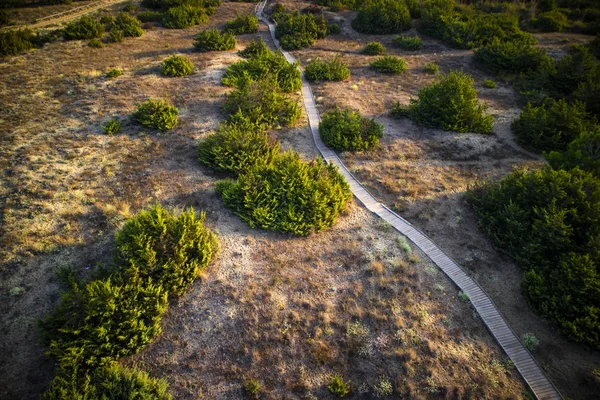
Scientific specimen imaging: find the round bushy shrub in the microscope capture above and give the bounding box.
[224,13,259,35]
[123,2,137,12]
[113,12,143,37]
[370,55,407,74]
[43,365,172,400]
[88,38,104,48]
[133,99,179,131]
[193,28,235,51]
[115,204,219,296]
[238,37,271,58]
[216,151,352,236]
[474,38,551,74]
[423,62,439,74]
[102,118,121,134]
[351,0,411,34]
[198,112,280,175]
[393,34,422,51]
[304,56,350,81]
[161,54,194,76]
[511,99,595,152]
[0,29,33,57]
[319,107,383,151]
[546,127,600,176]
[137,10,164,23]
[223,76,301,129]
[274,11,328,50]
[408,71,494,133]
[63,15,105,40]
[162,5,207,29]
[108,28,124,43]
[535,10,568,32]
[363,41,386,55]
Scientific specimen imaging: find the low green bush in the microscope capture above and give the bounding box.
[483,79,497,88]
[327,22,342,34]
[224,13,259,35]
[393,34,423,51]
[274,11,328,50]
[423,62,439,74]
[106,68,122,78]
[193,28,235,51]
[43,364,172,400]
[88,38,104,48]
[137,11,164,23]
[474,38,551,74]
[327,374,351,397]
[363,41,386,55]
[0,29,33,57]
[108,29,124,43]
[163,5,207,29]
[102,119,121,135]
[223,76,301,129]
[100,15,114,25]
[546,127,600,176]
[63,15,105,40]
[245,379,261,396]
[370,55,407,74]
[407,71,494,133]
[133,99,179,131]
[198,112,280,174]
[467,167,600,349]
[161,54,194,76]
[113,12,144,37]
[534,10,568,32]
[0,9,10,26]
[123,2,137,12]
[304,56,350,81]
[319,107,383,151]
[222,45,301,92]
[351,0,411,34]
[217,151,351,236]
[511,99,595,152]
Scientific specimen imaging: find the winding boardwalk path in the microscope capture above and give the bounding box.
[256,1,562,399]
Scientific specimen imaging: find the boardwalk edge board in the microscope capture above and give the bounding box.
[255,1,562,398]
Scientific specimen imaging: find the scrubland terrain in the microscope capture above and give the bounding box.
[1,0,599,399]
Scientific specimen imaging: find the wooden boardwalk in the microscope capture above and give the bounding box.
[256,1,562,398]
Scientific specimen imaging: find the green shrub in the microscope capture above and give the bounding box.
[161,54,194,76]
[108,29,124,43]
[163,5,207,29]
[193,28,235,51]
[511,99,595,152]
[102,119,121,135]
[373,375,393,397]
[224,13,259,35]
[106,68,122,78]
[590,33,600,59]
[304,56,350,81]
[467,167,600,349]
[113,12,144,37]
[217,151,351,236]
[546,127,600,176]
[351,0,411,34]
[222,46,301,92]
[521,333,540,351]
[63,16,105,40]
[198,112,280,174]
[363,41,386,55]
[327,374,351,397]
[407,71,494,133]
[327,22,342,34]
[238,37,271,58]
[319,107,383,151]
[88,38,104,48]
[100,15,114,25]
[0,29,33,57]
[123,2,137,12]
[115,204,219,296]
[483,79,497,88]
[137,11,164,22]
[535,10,568,32]
[43,364,172,400]
[423,62,439,74]
[370,55,407,74]
[474,38,551,74]
[133,99,179,131]
[223,76,301,129]
[274,11,328,50]
[0,9,10,26]
[245,379,261,396]
[393,34,423,51]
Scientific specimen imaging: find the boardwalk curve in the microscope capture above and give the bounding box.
[255,1,562,399]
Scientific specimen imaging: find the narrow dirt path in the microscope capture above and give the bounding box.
[256,1,563,399]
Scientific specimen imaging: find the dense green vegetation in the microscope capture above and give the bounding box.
[397,71,494,133]
[63,15,104,40]
[113,12,144,37]
[274,10,328,50]
[370,55,407,74]
[41,204,218,397]
[393,34,423,50]
[474,38,551,74]
[193,28,235,51]
[304,56,350,82]
[162,4,208,28]
[546,127,600,176]
[224,13,259,34]
[351,0,411,34]
[222,39,301,92]
[133,99,179,131]
[0,29,33,57]
[362,41,386,55]
[319,107,383,151]
[467,168,600,349]
[216,152,351,236]
[161,54,194,76]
